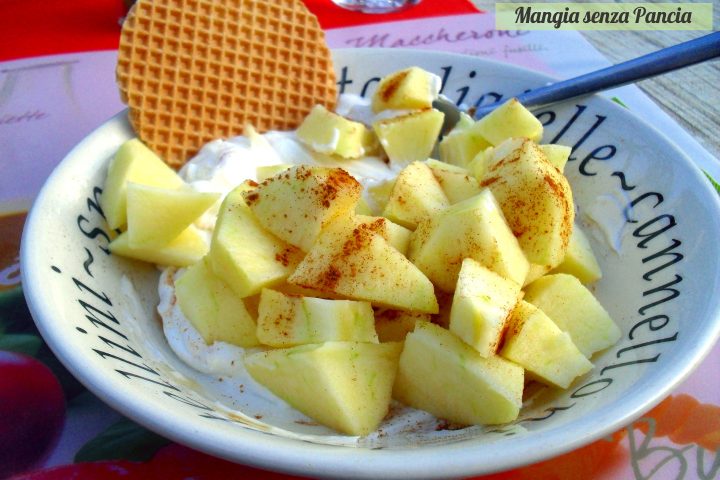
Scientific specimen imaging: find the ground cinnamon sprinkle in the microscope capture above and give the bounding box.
[244,191,259,205]
[379,69,409,102]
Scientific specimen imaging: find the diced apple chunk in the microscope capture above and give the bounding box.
[353,215,412,255]
[394,322,524,425]
[382,162,449,229]
[449,258,522,357]
[288,217,438,313]
[373,109,444,167]
[297,105,372,159]
[524,274,621,357]
[500,301,592,389]
[209,183,303,298]
[409,189,530,291]
[540,144,571,172]
[245,341,402,436]
[126,183,219,248]
[551,224,602,284]
[470,98,543,145]
[175,258,259,347]
[425,159,482,204]
[256,288,377,347]
[524,263,551,286]
[243,165,361,252]
[480,138,574,269]
[109,225,207,267]
[101,139,184,230]
[256,164,293,182]
[374,309,430,342]
[438,127,491,169]
[371,67,440,113]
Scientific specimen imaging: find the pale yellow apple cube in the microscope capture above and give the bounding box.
[256,288,377,347]
[470,98,543,145]
[394,321,524,425]
[288,216,438,314]
[409,189,530,291]
[449,258,522,357]
[374,309,430,342]
[551,224,602,284]
[438,127,492,169]
[297,105,371,159]
[373,109,444,167]
[245,341,402,436]
[209,184,303,298]
[243,165,361,252]
[101,139,184,230]
[256,164,293,182]
[480,138,574,269]
[371,66,440,113]
[109,225,207,267]
[425,159,482,204]
[126,183,219,248]
[353,215,412,255]
[501,301,592,389]
[524,274,621,357]
[540,144,572,172]
[175,258,259,347]
[382,162,449,229]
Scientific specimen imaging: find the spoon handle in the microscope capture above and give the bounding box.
[474,31,720,118]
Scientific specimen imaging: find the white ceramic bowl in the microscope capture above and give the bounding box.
[21,49,720,479]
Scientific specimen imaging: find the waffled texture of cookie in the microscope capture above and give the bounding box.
[117,0,337,168]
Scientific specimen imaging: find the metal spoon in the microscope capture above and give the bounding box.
[434,31,720,134]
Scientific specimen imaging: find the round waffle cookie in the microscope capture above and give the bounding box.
[117,0,338,168]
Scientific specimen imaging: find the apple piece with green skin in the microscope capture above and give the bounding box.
[425,159,482,204]
[374,309,430,342]
[501,301,593,389]
[480,138,574,269]
[126,183,219,248]
[0,351,65,478]
[175,258,259,347]
[449,258,522,358]
[470,98,543,146]
[288,216,438,314]
[382,161,449,229]
[550,224,602,284]
[245,341,402,436]
[243,165,362,252]
[394,321,524,425]
[540,144,571,172]
[256,288,377,347]
[109,225,207,267]
[524,274,621,358]
[297,105,372,159]
[371,66,440,113]
[209,182,303,298]
[408,188,530,291]
[373,109,444,167]
[101,139,184,230]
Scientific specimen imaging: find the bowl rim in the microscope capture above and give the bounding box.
[20,48,720,479]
